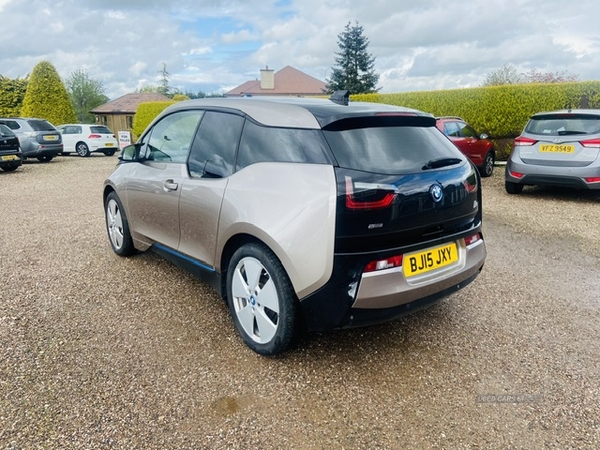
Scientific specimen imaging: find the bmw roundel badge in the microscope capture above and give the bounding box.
[430,184,443,203]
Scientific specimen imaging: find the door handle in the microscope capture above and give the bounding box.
[164,179,178,191]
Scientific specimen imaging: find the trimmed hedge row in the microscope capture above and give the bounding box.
[132,101,176,139]
[353,81,600,139]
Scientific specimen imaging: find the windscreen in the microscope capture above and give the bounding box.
[323,117,465,174]
[525,114,600,136]
[28,120,57,132]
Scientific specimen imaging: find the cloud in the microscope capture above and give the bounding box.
[0,0,599,99]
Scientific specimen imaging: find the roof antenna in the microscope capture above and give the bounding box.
[329,90,350,106]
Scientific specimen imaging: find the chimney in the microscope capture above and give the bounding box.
[260,66,275,90]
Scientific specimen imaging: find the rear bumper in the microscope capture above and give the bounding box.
[0,151,23,168]
[23,143,63,158]
[506,159,600,190]
[298,231,486,332]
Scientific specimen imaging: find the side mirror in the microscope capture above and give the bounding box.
[119,143,142,162]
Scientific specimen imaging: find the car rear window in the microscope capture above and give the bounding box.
[525,114,600,136]
[28,120,57,132]
[0,120,20,131]
[0,124,15,136]
[91,126,113,134]
[323,116,465,174]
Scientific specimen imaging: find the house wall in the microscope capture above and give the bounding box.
[95,114,135,141]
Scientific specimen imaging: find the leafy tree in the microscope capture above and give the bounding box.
[136,84,162,94]
[482,63,526,86]
[65,69,109,123]
[483,64,580,86]
[326,21,380,94]
[0,75,28,116]
[523,69,579,83]
[20,61,76,125]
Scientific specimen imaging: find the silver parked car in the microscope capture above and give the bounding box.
[103,94,487,355]
[506,109,600,194]
[0,117,63,162]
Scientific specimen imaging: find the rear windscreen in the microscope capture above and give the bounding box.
[28,120,57,132]
[323,118,465,174]
[91,126,113,134]
[525,114,600,136]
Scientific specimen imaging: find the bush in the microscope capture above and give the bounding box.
[132,101,175,138]
[353,81,600,144]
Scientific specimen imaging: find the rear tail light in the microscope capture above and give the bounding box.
[584,177,600,183]
[580,138,600,148]
[513,136,537,146]
[88,134,102,139]
[364,255,403,273]
[509,171,524,179]
[345,176,397,210]
[465,233,482,246]
[463,173,478,193]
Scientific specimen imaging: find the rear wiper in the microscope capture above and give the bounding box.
[558,130,587,135]
[422,157,462,170]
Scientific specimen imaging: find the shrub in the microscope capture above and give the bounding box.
[132,101,175,138]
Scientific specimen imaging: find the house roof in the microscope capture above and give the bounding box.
[225,66,327,97]
[91,93,171,114]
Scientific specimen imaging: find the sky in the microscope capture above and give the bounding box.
[1,0,599,100]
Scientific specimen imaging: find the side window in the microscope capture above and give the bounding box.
[443,121,460,137]
[236,121,330,171]
[188,111,244,178]
[458,122,478,138]
[144,110,203,163]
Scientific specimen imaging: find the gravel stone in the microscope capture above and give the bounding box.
[1,156,599,449]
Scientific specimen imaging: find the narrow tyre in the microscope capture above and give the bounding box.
[37,155,53,162]
[105,192,135,256]
[104,150,116,156]
[226,243,298,355]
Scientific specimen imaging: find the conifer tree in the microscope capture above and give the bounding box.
[21,60,77,125]
[326,21,380,94]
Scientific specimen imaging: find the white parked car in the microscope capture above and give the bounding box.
[57,124,119,157]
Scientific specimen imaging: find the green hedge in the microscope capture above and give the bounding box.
[132,101,176,139]
[353,81,600,139]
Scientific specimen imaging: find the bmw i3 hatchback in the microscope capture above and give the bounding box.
[506,109,600,194]
[103,93,487,355]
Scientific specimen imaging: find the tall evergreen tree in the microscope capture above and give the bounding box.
[65,69,109,123]
[21,61,76,125]
[326,21,380,94]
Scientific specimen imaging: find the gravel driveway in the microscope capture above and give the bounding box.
[1,157,599,449]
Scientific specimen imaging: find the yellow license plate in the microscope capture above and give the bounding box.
[539,144,574,153]
[105,143,114,147]
[44,135,58,141]
[1,155,18,161]
[403,243,458,277]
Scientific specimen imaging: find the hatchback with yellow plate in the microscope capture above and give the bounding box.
[104,93,487,355]
[506,109,600,194]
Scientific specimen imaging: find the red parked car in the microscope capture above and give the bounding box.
[436,117,495,177]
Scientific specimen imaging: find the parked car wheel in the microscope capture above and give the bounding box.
[226,243,298,355]
[105,192,135,256]
[76,142,90,157]
[505,181,524,194]
[1,165,19,172]
[103,149,116,156]
[479,150,495,177]
[37,155,53,162]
